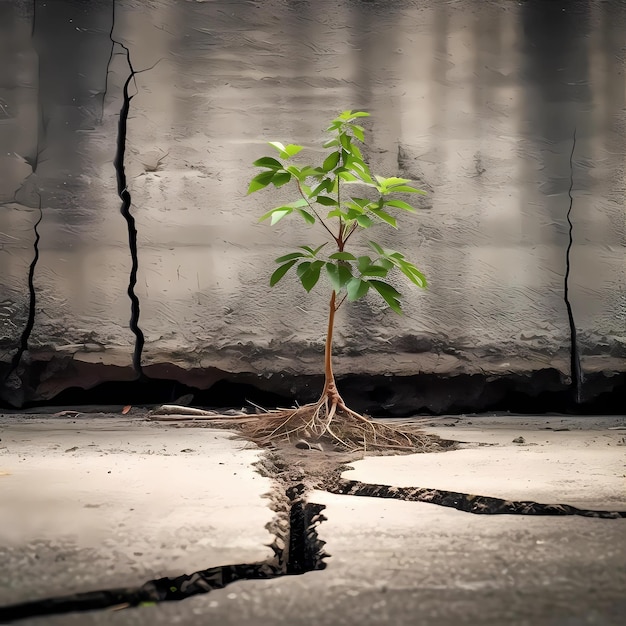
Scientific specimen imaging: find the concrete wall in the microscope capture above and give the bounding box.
[0,0,624,407]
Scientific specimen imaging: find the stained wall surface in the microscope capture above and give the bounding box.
[0,0,624,406]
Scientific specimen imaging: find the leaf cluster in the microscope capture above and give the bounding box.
[248,110,427,314]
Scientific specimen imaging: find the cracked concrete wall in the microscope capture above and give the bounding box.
[0,0,624,406]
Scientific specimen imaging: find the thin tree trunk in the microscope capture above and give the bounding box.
[323,290,338,400]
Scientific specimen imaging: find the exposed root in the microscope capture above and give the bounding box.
[240,395,437,452]
[148,394,443,453]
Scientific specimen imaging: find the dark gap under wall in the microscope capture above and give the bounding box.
[3,369,623,416]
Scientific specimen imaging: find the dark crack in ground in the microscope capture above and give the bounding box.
[327,478,626,519]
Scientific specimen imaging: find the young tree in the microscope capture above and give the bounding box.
[246,111,428,450]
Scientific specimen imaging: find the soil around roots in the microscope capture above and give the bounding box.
[241,387,438,452]
[149,383,447,453]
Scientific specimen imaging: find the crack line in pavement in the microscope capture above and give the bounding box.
[109,5,146,378]
[3,196,42,383]
[329,479,626,519]
[564,128,582,403]
[0,483,327,623]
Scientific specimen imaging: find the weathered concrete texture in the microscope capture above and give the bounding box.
[16,504,626,626]
[346,415,626,511]
[0,416,274,607]
[1,0,625,406]
[4,414,626,626]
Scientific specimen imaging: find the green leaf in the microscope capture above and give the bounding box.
[299,243,327,256]
[269,208,292,225]
[385,178,426,194]
[346,277,369,301]
[310,179,333,197]
[325,262,353,291]
[259,206,288,222]
[349,143,364,160]
[370,208,397,228]
[368,240,386,256]
[345,198,369,211]
[247,170,275,194]
[285,165,301,179]
[357,255,372,273]
[270,259,297,286]
[299,166,326,178]
[326,208,347,219]
[376,176,425,194]
[339,133,351,150]
[272,172,292,187]
[351,125,365,142]
[369,280,403,314]
[397,261,427,288]
[297,260,323,292]
[296,261,311,276]
[322,151,340,172]
[356,169,375,185]
[337,169,358,182]
[346,159,373,183]
[380,176,411,186]
[275,251,306,263]
[284,144,303,157]
[361,265,389,278]
[268,142,303,159]
[253,157,282,169]
[315,195,338,206]
[328,252,357,261]
[323,138,340,148]
[297,208,316,224]
[383,199,417,212]
[355,214,374,228]
[337,110,370,122]
[325,263,341,291]
[387,184,425,194]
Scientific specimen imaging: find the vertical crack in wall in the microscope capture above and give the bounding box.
[108,2,145,378]
[100,4,116,126]
[564,129,582,403]
[4,198,42,383]
[4,3,44,385]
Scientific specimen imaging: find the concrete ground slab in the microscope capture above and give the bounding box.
[0,415,273,606]
[18,490,626,626]
[2,414,625,625]
[346,415,626,511]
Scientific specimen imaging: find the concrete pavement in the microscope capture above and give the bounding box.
[347,415,626,511]
[0,415,274,607]
[1,412,625,625]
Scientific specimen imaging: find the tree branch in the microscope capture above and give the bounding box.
[296,179,338,244]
